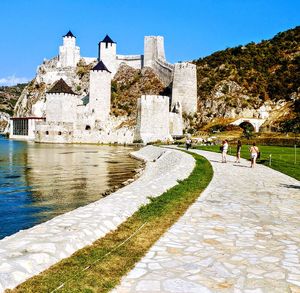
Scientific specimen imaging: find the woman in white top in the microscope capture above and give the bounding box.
[222,140,229,163]
[249,142,259,168]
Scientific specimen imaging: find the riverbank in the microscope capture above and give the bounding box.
[0,137,142,239]
[0,146,195,292]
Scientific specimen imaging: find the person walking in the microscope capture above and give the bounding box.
[222,140,229,163]
[235,140,242,163]
[249,142,259,168]
[185,137,192,150]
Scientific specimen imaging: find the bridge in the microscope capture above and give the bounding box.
[230,118,266,132]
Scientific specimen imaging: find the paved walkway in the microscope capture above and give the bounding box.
[0,146,195,292]
[114,149,300,293]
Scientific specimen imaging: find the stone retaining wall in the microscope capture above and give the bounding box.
[0,146,195,292]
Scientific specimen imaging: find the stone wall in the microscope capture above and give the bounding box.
[35,121,74,143]
[169,112,183,137]
[83,57,97,64]
[172,62,197,114]
[151,58,174,86]
[116,54,143,70]
[46,93,79,123]
[35,116,135,145]
[134,95,172,143]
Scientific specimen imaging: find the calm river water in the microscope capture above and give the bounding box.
[0,136,141,239]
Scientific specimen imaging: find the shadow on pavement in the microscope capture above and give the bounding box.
[233,164,250,168]
[280,184,300,190]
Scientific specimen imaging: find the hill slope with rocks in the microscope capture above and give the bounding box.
[0,84,27,116]
[0,83,27,132]
[193,25,300,133]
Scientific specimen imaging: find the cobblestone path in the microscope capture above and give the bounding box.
[114,149,300,293]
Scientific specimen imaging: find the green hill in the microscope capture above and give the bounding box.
[0,83,27,115]
[194,26,300,133]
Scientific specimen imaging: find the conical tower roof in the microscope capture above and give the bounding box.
[47,78,76,95]
[101,34,115,44]
[63,30,76,38]
[92,60,111,73]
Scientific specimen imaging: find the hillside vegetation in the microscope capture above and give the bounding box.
[0,84,27,115]
[194,26,300,133]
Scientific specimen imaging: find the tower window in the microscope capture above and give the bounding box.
[85,125,91,130]
[58,131,62,135]
[45,131,49,135]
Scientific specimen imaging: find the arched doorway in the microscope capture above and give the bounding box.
[239,121,255,132]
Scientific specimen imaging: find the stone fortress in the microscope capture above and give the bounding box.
[10,31,197,144]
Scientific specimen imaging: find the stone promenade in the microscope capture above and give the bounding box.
[114,149,300,293]
[0,146,195,292]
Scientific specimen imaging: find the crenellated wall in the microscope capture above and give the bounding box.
[134,95,172,143]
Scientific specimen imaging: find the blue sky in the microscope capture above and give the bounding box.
[0,0,299,85]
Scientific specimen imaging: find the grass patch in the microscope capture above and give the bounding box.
[194,144,300,181]
[8,151,213,293]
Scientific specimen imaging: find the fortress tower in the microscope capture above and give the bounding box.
[172,62,197,114]
[134,95,172,143]
[58,31,80,68]
[46,78,78,122]
[144,36,166,67]
[98,35,117,76]
[89,61,111,122]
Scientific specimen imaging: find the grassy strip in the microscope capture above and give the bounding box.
[8,151,213,293]
[194,145,300,181]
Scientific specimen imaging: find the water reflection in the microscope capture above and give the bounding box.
[0,136,141,239]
